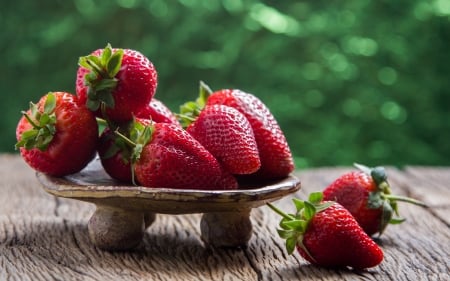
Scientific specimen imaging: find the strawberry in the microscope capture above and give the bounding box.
[136,98,180,126]
[322,163,427,236]
[76,44,157,123]
[268,192,384,269]
[116,119,238,190]
[205,85,294,181]
[97,126,133,183]
[185,104,261,175]
[16,92,98,177]
[179,84,260,175]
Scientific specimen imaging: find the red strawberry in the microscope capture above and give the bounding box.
[76,44,157,123]
[323,163,427,236]
[16,92,98,176]
[268,192,384,269]
[136,98,180,126]
[205,85,294,181]
[116,119,238,190]
[179,85,261,175]
[97,126,133,183]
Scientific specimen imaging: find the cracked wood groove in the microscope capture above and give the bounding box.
[1,155,449,280]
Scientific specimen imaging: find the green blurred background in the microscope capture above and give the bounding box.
[2,0,449,168]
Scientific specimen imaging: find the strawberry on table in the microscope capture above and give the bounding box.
[205,84,294,181]
[323,163,427,236]
[116,118,238,190]
[179,83,261,175]
[268,192,384,270]
[76,44,158,123]
[16,92,98,177]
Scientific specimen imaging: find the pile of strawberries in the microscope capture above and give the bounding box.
[15,44,294,189]
[15,44,426,271]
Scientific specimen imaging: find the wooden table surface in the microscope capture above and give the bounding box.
[1,154,449,280]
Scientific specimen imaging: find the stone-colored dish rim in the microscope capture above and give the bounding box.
[36,158,301,214]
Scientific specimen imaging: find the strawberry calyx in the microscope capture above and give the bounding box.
[113,119,154,185]
[354,163,427,234]
[15,92,57,151]
[78,43,124,112]
[267,192,334,259]
[178,81,212,128]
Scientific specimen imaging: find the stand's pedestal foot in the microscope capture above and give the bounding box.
[88,206,150,251]
[200,210,252,248]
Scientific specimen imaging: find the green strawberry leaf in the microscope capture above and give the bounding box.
[315,201,334,213]
[44,93,56,113]
[308,192,323,204]
[107,49,123,77]
[16,93,57,151]
[277,229,294,239]
[281,219,308,232]
[389,217,406,224]
[368,191,383,209]
[97,90,115,109]
[303,201,316,220]
[95,78,118,92]
[292,198,304,212]
[86,99,101,112]
[101,43,112,65]
[178,81,214,128]
[286,237,297,255]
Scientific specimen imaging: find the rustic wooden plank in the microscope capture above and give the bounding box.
[1,155,449,281]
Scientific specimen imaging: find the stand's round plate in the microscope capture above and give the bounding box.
[36,158,301,250]
[36,157,301,214]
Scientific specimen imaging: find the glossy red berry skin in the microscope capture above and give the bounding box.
[323,171,384,236]
[299,202,384,269]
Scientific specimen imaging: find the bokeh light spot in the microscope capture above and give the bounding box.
[433,0,450,16]
[75,0,95,16]
[378,67,398,85]
[305,90,324,108]
[328,53,349,72]
[116,0,138,9]
[301,62,322,80]
[193,51,226,69]
[250,3,301,36]
[414,2,433,20]
[368,140,391,159]
[222,0,243,13]
[380,101,408,124]
[342,99,362,117]
[342,36,378,56]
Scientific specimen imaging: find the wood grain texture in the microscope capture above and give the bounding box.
[1,155,449,281]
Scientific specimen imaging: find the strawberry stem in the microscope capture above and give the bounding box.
[113,128,136,148]
[383,194,427,207]
[267,203,296,220]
